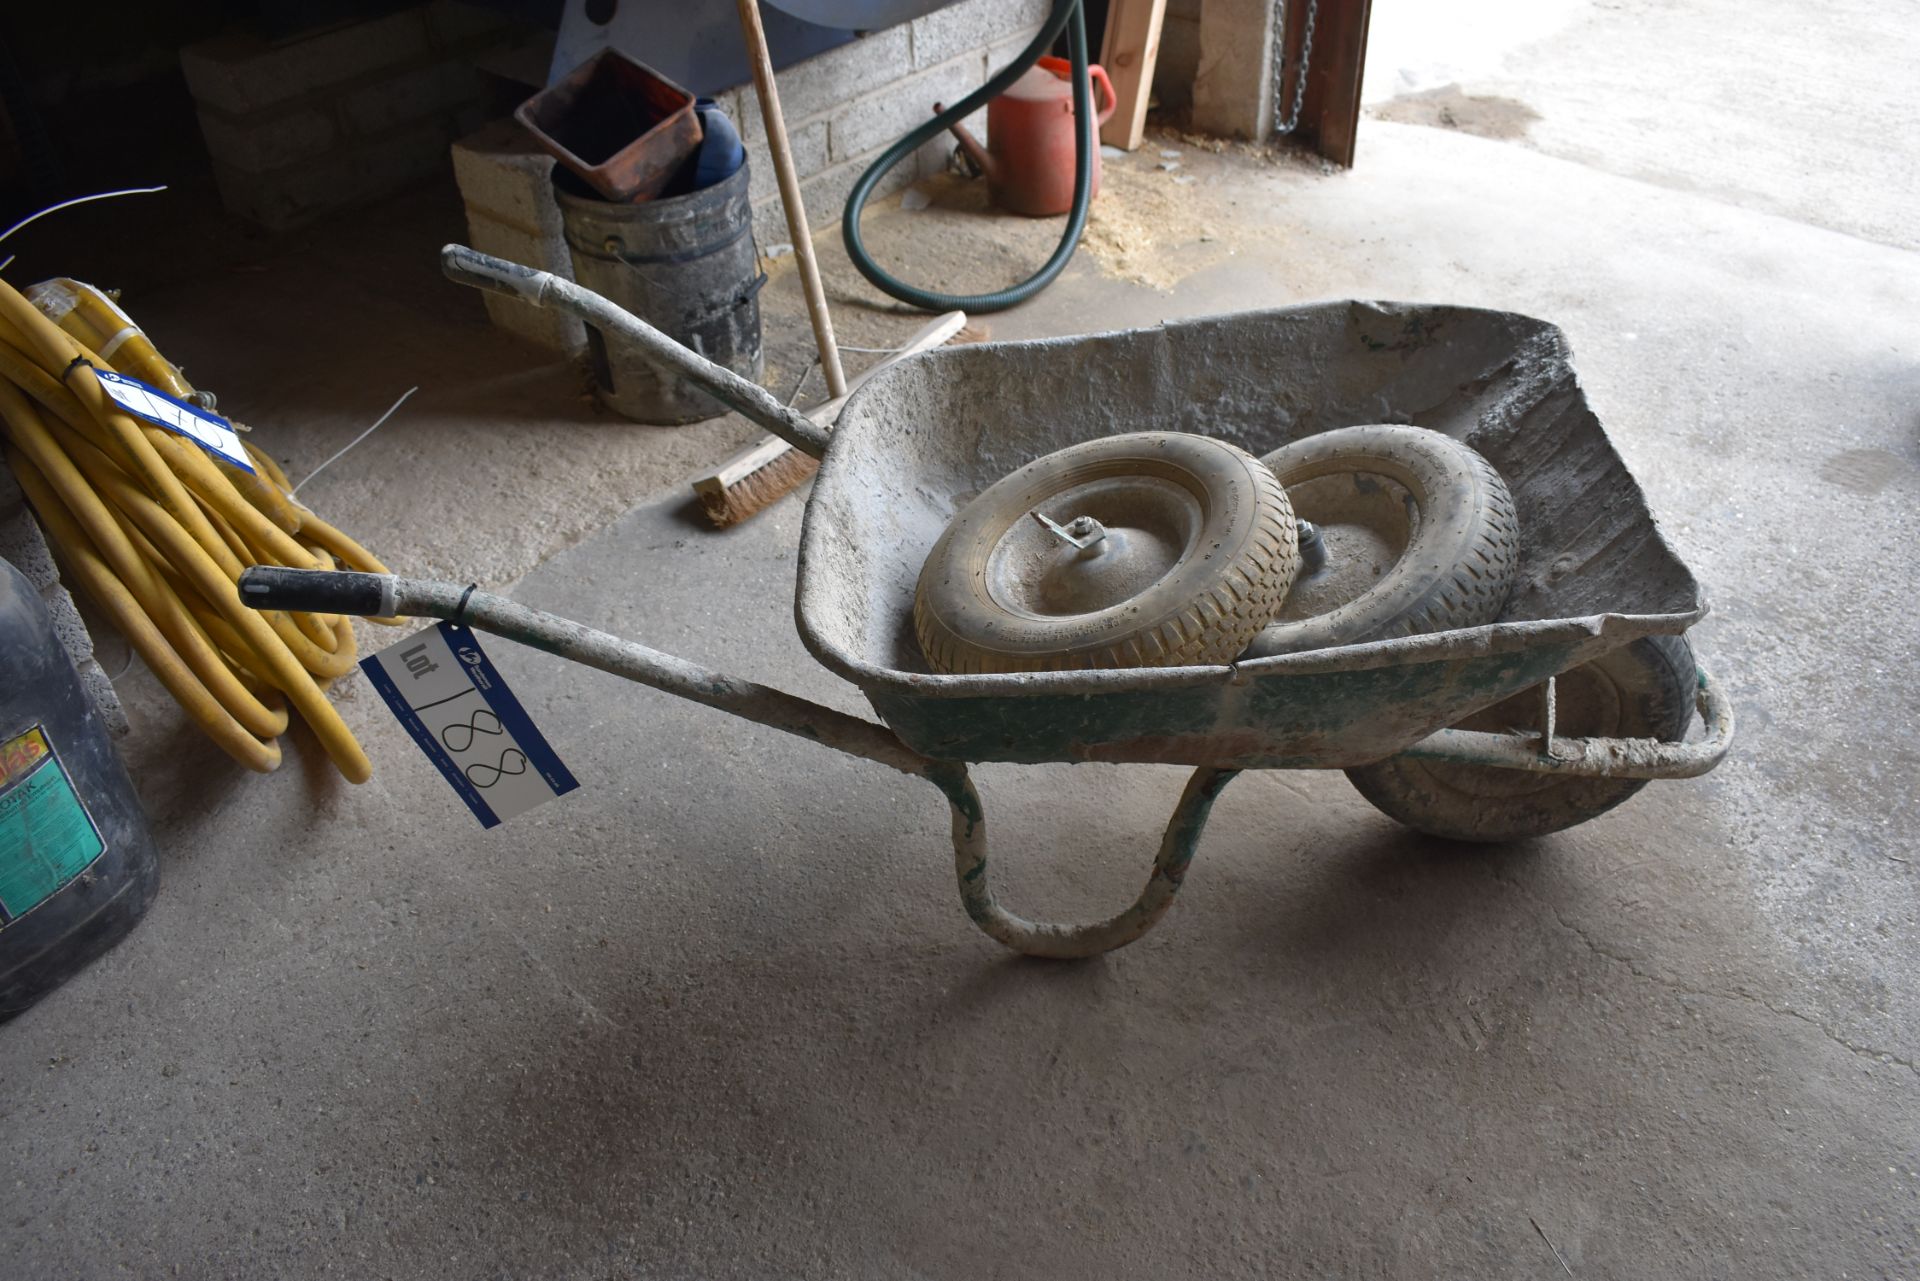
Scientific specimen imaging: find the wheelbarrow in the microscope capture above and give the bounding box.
[239,245,1734,960]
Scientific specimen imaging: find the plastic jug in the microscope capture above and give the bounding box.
[944,56,1117,217]
[0,555,158,1020]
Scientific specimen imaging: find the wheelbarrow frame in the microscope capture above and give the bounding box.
[242,568,1729,964]
[242,249,1733,960]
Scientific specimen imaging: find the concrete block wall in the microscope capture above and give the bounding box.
[182,1,529,230]
[699,0,1051,252]
[0,462,128,738]
[442,0,1042,351]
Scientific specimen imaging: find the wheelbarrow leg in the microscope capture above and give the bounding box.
[927,763,1241,959]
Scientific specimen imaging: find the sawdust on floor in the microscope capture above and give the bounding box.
[1079,158,1223,291]
[827,127,1320,298]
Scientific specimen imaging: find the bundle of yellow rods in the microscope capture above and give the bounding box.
[0,275,390,782]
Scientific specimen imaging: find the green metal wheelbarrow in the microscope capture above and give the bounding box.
[240,245,1734,959]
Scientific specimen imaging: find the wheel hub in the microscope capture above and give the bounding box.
[1034,524,1181,614]
[1270,470,1413,623]
[983,475,1200,618]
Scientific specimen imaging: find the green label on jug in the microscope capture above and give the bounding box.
[0,725,106,928]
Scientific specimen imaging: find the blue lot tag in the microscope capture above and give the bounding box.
[90,368,256,472]
[360,622,578,828]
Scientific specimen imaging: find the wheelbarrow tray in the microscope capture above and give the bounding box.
[796,301,1705,769]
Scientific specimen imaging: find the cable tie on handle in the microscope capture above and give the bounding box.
[452,583,478,628]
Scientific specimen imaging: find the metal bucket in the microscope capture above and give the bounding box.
[555,163,763,424]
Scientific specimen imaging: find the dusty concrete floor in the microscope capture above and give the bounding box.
[4,1,1918,1276]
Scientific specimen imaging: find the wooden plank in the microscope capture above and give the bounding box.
[1099,0,1168,150]
[1290,0,1373,168]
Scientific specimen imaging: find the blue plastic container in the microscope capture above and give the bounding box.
[691,98,745,189]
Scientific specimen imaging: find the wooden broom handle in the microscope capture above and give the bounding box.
[735,0,848,398]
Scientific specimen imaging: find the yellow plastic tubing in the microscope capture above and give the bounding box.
[0,274,375,783]
[25,278,191,397]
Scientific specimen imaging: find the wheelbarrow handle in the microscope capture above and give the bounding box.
[240,565,397,616]
[240,565,1233,961]
[238,566,924,774]
[438,244,831,461]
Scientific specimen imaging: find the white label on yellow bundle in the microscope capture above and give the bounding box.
[91,368,254,473]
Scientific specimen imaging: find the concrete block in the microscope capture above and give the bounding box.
[464,212,585,352]
[0,506,58,590]
[829,54,984,163]
[743,118,830,208]
[213,118,454,229]
[1193,0,1275,139]
[76,659,131,739]
[471,33,553,91]
[735,27,912,136]
[38,579,94,667]
[752,146,916,247]
[912,0,1051,70]
[452,117,564,234]
[341,59,483,136]
[984,22,1048,73]
[180,7,432,115]
[464,210,571,283]
[194,104,337,175]
[480,290,584,354]
[426,0,517,49]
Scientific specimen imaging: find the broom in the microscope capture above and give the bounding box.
[691,310,974,527]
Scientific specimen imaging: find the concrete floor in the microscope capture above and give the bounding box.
[4,1,1918,1276]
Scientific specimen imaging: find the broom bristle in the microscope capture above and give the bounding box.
[695,317,981,530]
[698,448,820,528]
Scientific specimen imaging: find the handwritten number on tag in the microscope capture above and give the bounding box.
[411,687,522,788]
[466,750,528,789]
[364,622,578,827]
[439,707,503,753]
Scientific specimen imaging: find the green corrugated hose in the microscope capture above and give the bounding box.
[840,0,1094,313]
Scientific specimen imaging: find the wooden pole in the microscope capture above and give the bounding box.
[735,0,848,397]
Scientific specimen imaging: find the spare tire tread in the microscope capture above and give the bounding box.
[1246,427,1520,658]
[913,439,1298,674]
[1345,635,1698,842]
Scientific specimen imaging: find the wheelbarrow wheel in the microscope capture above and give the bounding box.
[1345,635,1698,842]
[914,432,1299,674]
[1241,425,1519,658]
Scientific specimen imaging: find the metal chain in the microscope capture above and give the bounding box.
[1270,0,1318,136]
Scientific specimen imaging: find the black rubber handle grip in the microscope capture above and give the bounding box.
[238,566,392,616]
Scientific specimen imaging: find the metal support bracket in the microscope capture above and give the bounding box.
[1397,663,1735,781]
[1539,674,1557,756]
[930,762,1240,959]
